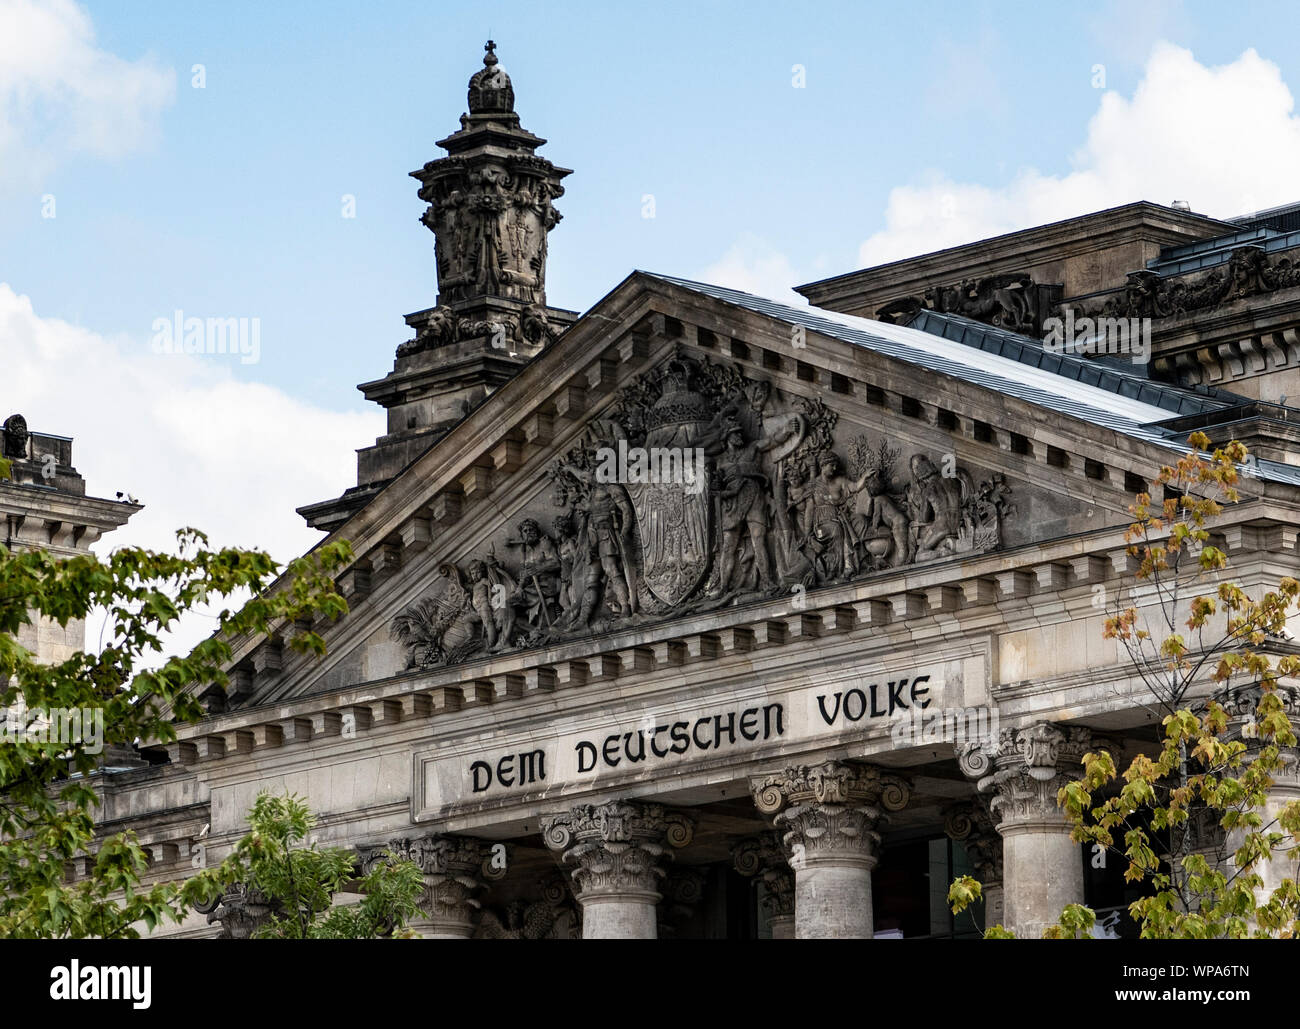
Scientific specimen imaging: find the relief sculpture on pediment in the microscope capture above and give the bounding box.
[390,349,1016,669]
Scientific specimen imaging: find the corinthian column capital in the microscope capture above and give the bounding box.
[541,800,694,902]
[958,722,1091,834]
[943,800,1003,885]
[358,832,505,937]
[750,761,911,869]
[732,832,796,921]
[752,760,912,815]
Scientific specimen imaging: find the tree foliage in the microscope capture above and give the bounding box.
[204,791,425,939]
[950,434,1300,938]
[0,449,354,937]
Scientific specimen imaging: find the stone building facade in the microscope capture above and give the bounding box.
[85,45,1300,939]
[1,415,139,666]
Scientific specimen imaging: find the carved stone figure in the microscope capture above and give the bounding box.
[2,414,28,460]
[879,272,1057,333]
[388,350,1014,668]
[390,557,517,666]
[468,556,517,651]
[704,420,797,595]
[511,518,562,629]
[557,450,639,620]
[520,303,552,344]
[203,883,278,939]
[907,454,966,557]
[553,511,595,628]
[805,451,870,582]
[1081,244,1300,323]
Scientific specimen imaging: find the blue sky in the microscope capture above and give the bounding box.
[10,0,1300,410]
[7,0,1300,658]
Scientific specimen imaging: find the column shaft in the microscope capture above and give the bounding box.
[1000,826,1083,939]
[793,861,874,939]
[751,762,910,940]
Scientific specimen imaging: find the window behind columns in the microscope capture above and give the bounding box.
[873,837,985,939]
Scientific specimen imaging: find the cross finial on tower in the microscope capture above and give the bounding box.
[485,39,496,56]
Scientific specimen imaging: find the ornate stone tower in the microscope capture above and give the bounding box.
[413,39,571,335]
[300,42,577,532]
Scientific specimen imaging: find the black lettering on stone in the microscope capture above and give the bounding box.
[693,718,712,750]
[869,682,887,717]
[576,740,597,773]
[888,678,910,715]
[624,730,647,763]
[651,724,671,758]
[817,692,842,725]
[470,760,492,793]
[602,734,622,768]
[518,749,545,785]
[740,708,759,741]
[843,688,866,721]
[715,712,736,748]
[497,753,515,787]
[763,703,785,739]
[910,675,932,709]
[670,722,690,754]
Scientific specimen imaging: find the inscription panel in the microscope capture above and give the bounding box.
[414,654,982,821]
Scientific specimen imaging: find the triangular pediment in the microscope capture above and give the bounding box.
[221,271,1233,710]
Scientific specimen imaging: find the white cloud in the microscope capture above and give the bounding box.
[700,232,808,306]
[0,0,174,185]
[0,283,383,660]
[858,44,1300,268]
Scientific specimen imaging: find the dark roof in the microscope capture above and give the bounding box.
[903,308,1237,418]
[641,271,1300,488]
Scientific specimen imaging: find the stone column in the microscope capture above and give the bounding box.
[542,801,694,939]
[943,801,1004,931]
[751,761,911,940]
[202,883,277,939]
[360,833,504,938]
[658,869,707,939]
[959,722,1091,939]
[1224,685,1300,906]
[733,832,796,939]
